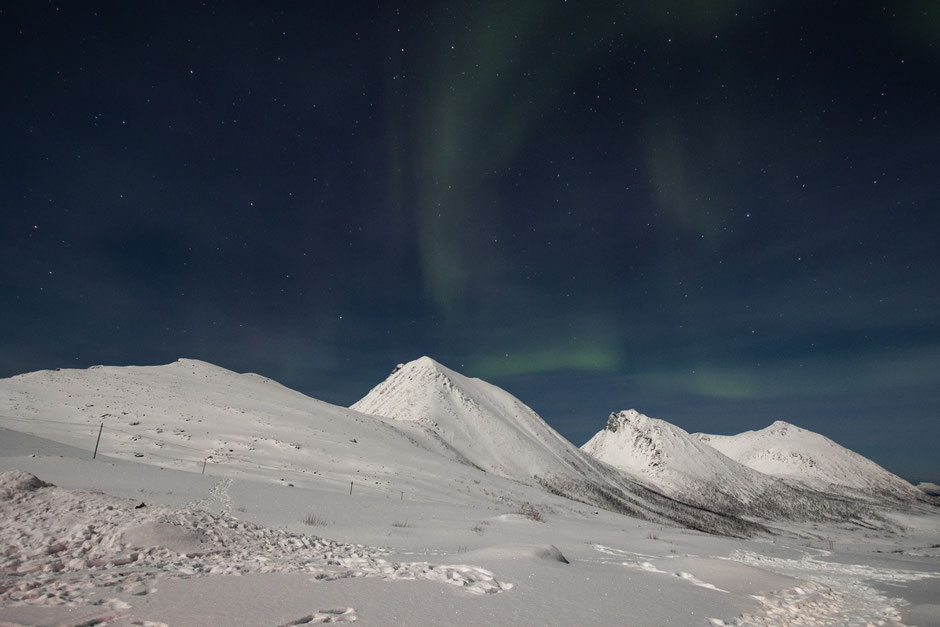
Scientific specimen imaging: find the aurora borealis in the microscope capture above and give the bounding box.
[2,1,938,479]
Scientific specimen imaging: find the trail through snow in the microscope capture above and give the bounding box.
[186,477,233,515]
[589,541,940,626]
[713,547,940,626]
[591,544,729,592]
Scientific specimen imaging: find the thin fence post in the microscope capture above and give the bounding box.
[93,423,103,459]
[202,458,208,475]
[349,481,353,495]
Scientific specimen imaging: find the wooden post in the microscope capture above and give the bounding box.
[93,423,103,459]
[349,481,353,495]
[202,458,208,475]
[400,491,403,501]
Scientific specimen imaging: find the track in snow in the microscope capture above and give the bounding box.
[186,477,233,515]
[591,544,729,593]
[712,547,940,626]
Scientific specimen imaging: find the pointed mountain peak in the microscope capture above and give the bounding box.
[390,356,453,377]
[591,411,706,475]
[351,357,473,425]
[380,356,463,391]
[766,420,798,433]
[352,358,585,481]
[412,355,441,368]
[605,409,651,432]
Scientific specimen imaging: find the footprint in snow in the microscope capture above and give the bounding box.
[279,607,357,625]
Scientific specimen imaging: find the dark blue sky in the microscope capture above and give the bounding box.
[2,1,938,480]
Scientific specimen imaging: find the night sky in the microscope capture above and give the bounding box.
[3,2,938,481]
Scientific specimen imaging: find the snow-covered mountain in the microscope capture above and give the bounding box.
[352,357,765,536]
[0,357,760,536]
[581,410,876,523]
[693,421,930,505]
[917,482,940,497]
[0,358,495,503]
[352,356,591,481]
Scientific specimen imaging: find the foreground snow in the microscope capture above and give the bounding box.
[0,469,509,623]
[1,446,938,626]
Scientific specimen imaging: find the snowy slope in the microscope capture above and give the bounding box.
[352,356,590,480]
[581,410,876,522]
[0,358,511,504]
[352,357,765,536]
[694,421,929,505]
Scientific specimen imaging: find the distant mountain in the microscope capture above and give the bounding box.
[352,357,765,536]
[916,482,940,497]
[581,410,876,523]
[693,421,930,506]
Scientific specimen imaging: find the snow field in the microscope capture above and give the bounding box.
[0,470,511,617]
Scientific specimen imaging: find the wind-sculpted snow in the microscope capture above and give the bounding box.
[695,421,932,506]
[0,471,512,613]
[582,410,883,525]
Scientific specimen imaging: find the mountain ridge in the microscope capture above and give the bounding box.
[693,421,930,506]
[353,357,769,536]
[580,409,881,523]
